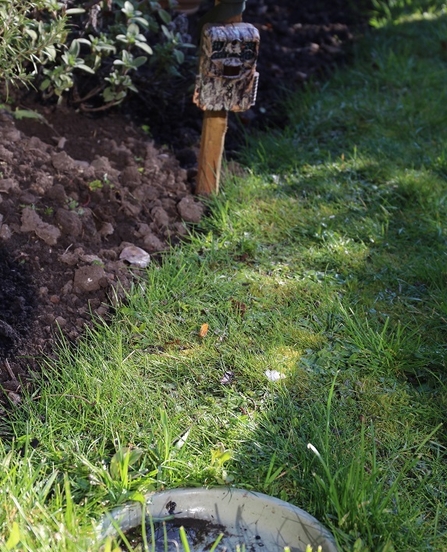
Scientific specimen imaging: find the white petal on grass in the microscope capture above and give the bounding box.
[175,428,191,449]
[264,370,286,382]
[307,443,321,458]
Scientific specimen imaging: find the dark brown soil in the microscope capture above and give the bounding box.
[0,0,370,408]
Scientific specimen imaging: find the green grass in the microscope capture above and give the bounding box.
[1,1,447,550]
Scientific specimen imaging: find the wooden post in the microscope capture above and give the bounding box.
[196,110,227,195]
[195,2,242,196]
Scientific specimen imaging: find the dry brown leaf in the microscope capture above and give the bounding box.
[231,299,247,316]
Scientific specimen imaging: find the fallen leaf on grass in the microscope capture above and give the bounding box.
[199,323,209,338]
[231,298,247,316]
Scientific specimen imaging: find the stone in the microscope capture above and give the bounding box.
[119,245,151,268]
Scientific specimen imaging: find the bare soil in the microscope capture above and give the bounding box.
[0,0,370,407]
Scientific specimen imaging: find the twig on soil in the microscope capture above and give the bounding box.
[4,359,18,382]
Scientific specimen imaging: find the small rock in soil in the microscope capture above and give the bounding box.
[119,245,151,268]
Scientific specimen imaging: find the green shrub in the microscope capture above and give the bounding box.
[0,0,68,88]
[0,0,194,110]
[39,0,194,110]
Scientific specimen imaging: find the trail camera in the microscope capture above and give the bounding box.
[193,22,260,112]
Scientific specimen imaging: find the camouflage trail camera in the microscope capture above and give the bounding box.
[193,22,260,112]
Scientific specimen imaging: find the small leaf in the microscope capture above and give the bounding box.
[24,28,38,41]
[103,536,123,552]
[76,64,96,74]
[128,491,146,504]
[132,55,149,67]
[13,108,45,121]
[211,444,232,466]
[43,45,57,61]
[122,1,135,15]
[127,22,140,36]
[39,78,52,91]
[65,7,85,14]
[173,49,184,64]
[76,38,92,46]
[68,40,81,57]
[110,446,143,480]
[218,450,232,463]
[6,521,21,550]
[132,16,149,28]
[136,42,153,55]
[158,9,171,24]
[161,25,173,39]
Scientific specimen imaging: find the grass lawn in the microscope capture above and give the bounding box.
[1,1,447,550]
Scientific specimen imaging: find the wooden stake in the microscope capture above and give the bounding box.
[196,110,227,195]
[195,2,242,196]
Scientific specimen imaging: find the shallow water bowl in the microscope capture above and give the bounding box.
[101,487,338,551]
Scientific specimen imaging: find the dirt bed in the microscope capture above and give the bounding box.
[0,0,369,407]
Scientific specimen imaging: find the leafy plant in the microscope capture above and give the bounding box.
[38,0,194,110]
[0,0,194,109]
[0,0,68,88]
[206,444,234,485]
[88,173,112,191]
